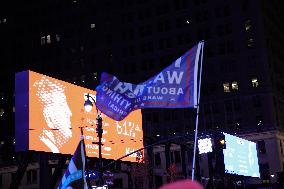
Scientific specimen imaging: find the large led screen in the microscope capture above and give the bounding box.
[223,133,260,177]
[15,70,143,162]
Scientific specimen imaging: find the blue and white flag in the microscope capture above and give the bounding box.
[95,41,204,121]
[57,137,88,189]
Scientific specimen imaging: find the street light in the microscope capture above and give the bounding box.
[84,94,95,112]
[84,93,104,186]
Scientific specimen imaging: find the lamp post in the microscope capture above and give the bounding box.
[84,93,104,186]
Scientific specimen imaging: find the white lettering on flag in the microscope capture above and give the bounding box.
[166,71,184,84]
[175,57,181,68]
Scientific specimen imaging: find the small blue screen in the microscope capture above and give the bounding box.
[223,133,260,177]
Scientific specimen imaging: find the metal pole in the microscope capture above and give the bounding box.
[103,135,185,169]
[96,114,104,186]
[191,41,204,180]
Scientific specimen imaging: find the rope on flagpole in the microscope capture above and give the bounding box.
[191,41,204,180]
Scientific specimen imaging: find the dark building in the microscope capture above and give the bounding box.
[1,0,284,188]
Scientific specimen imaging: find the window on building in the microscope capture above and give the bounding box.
[172,111,178,120]
[247,38,254,48]
[11,173,16,181]
[225,23,232,34]
[154,153,161,166]
[231,81,238,90]
[41,36,45,45]
[227,40,235,53]
[113,178,123,188]
[90,23,96,29]
[153,112,159,123]
[174,151,181,163]
[0,108,4,117]
[252,95,262,107]
[219,42,226,54]
[80,75,85,83]
[46,35,51,44]
[0,174,2,187]
[236,118,242,130]
[214,7,222,18]
[252,78,258,87]
[225,100,233,113]
[259,163,270,180]
[145,113,152,122]
[223,5,231,16]
[256,115,263,126]
[27,170,37,184]
[170,151,174,164]
[72,77,77,84]
[203,104,211,115]
[212,102,220,113]
[164,110,171,120]
[223,83,230,92]
[115,161,121,170]
[280,140,284,155]
[55,34,60,42]
[244,20,252,31]
[155,176,163,188]
[257,140,266,154]
[233,98,241,111]
[205,45,214,58]
[217,24,225,37]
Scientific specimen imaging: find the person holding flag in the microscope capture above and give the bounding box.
[57,135,89,189]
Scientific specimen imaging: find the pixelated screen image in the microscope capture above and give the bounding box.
[15,71,143,162]
[223,133,260,177]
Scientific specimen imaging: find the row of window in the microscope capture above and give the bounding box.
[145,95,263,123]
[223,78,259,92]
[0,18,7,24]
[0,169,37,187]
[40,34,60,45]
[154,150,181,167]
[120,3,232,24]
[122,21,234,41]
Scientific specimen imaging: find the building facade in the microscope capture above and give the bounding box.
[0,0,284,188]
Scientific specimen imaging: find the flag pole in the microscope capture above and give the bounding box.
[80,126,89,189]
[191,41,204,180]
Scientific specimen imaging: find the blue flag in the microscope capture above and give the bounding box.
[57,137,88,189]
[95,41,204,121]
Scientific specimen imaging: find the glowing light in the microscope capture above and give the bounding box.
[198,138,213,154]
[220,139,225,145]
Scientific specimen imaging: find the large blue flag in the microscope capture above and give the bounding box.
[95,41,204,121]
[57,137,88,189]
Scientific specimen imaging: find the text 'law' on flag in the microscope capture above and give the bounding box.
[57,137,88,189]
[95,41,204,121]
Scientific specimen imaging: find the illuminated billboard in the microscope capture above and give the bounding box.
[198,138,213,154]
[223,133,260,177]
[15,70,143,162]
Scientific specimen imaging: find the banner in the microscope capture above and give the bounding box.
[95,41,204,121]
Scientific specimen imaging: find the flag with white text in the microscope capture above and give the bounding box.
[57,137,88,189]
[95,41,204,121]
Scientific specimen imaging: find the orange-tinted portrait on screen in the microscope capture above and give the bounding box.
[15,70,143,162]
